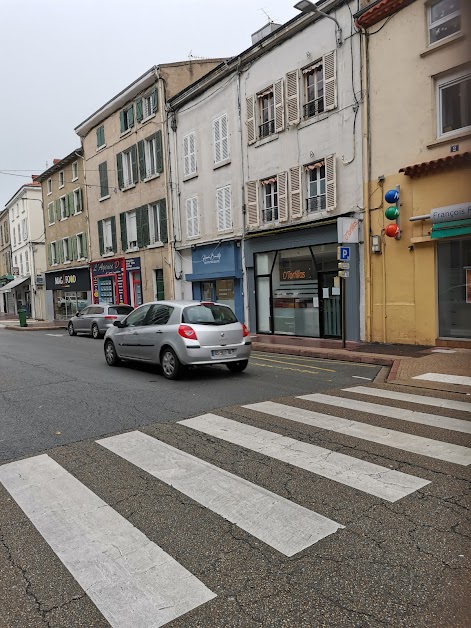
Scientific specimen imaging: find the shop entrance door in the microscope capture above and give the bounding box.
[319,272,341,338]
[98,276,115,304]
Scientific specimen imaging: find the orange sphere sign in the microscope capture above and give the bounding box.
[385,224,400,238]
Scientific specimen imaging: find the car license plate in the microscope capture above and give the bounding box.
[211,349,235,358]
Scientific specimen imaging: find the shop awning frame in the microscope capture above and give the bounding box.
[185,269,243,282]
[431,219,471,240]
[0,275,30,293]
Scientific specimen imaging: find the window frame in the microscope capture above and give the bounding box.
[58,171,65,189]
[47,201,55,225]
[148,202,163,245]
[47,178,52,195]
[103,218,114,253]
[142,90,157,120]
[306,162,327,213]
[63,237,70,263]
[262,179,278,223]
[186,196,199,239]
[258,90,275,138]
[436,69,471,138]
[213,113,230,165]
[145,135,158,178]
[72,161,78,181]
[73,188,82,214]
[428,0,461,46]
[216,184,232,232]
[126,210,138,250]
[183,131,197,178]
[76,232,86,260]
[96,125,106,150]
[303,61,324,119]
[122,149,134,188]
[120,104,134,134]
[60,195,67,220]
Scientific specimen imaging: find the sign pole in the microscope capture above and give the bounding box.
[341,276,346,349]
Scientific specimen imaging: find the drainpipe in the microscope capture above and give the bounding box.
[236,59,249,326]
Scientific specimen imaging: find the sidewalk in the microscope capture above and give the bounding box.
[0,316,66,331]
[252,335,471,395]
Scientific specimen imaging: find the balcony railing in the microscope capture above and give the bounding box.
[303,97,324,119]
[259,119,275,138]
[306,195,326,213]
[262,207,279,223]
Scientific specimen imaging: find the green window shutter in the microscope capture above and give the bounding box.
[119,111,126,134]
[136,206,143,249]
[138,140,146,180]
[55,199,61,221]
[136,99,143,122]
[98,220,104,256]
[131,144,138,183]
[99,162,109,197]
[141,205,150,247]
[82,231,88,258]
[96,125,105,147]
[68,191,74,216]
[47,243,52,266]
[58,240,63,263]
[96,127,100,147]
[111,216,117,253]
[156,269,164,300]
[159,199,168,243]
[48,203,54,223]
[71,236,77,260]
[116,153,124,189]
[156,130,163,173]
[77,188,82,212]
[151,88,158,113]
[120,212,127,252]
[128,105,134,128]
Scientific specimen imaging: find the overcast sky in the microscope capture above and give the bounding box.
[0,0,299,206]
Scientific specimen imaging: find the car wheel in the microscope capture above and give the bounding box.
[161,347,182,380]
[68,322,76,336]
[92,323,101,339]
[104,340,121,367]
[226,360,249,373]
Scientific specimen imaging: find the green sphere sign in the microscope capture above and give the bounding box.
[385,206,399,220]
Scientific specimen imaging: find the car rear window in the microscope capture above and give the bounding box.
[182,304,237,325]
[109,306,134,315]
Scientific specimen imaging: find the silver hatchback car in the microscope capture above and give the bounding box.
[68,304,134,339]
[103,300,251,379]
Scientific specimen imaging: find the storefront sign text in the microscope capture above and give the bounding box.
[202,252,222,264]
[430,203,471,224]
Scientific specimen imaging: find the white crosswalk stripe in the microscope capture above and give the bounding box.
[98,431,343,556]
[179,414,430,502]
[245,401,471,466]
[342,386,471,413]
[301,392,471,434]
[0,454,215,628]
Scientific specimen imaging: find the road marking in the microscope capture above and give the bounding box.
[98,431,342,556]
[352,376,372,380]
[302,393,471,435]
[180,414,429,502]
[413,373,471,387]
[0,454,215,627]
[245,401,471,466]
[251,355,336,373]
[252,352,379,369]
[251,362,320,375]
[45,333,64,337]
[343,386,471,414]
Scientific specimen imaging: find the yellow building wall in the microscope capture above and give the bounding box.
[369,166,470,345]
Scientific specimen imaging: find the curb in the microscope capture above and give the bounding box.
[386,359,402,383]
[252,343,396,367]
[4,325,67,332]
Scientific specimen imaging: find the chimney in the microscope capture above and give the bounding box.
[53,159,61,164]
[31,175,38,181]
[251,22,282,45]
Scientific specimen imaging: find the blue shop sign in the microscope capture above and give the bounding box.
[126,256,141,271]
[186,241,242,281]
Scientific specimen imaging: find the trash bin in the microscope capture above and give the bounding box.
[18,309,27,327]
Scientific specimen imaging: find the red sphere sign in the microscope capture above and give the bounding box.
[385,224,400,238]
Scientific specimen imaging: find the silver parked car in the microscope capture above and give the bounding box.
[103,300,252,379]
[68,304,134,339]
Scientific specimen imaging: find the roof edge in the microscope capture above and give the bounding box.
[35,148,83,182]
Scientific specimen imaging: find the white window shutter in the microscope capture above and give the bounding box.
[217,187,225,231]
[274,79,285,132]
[189,132,197,174]
[286,70,300,126]
[186,198,194,237]
[289,166,303,218]
[246,95,256,144]
[325,154,336,211]
[192,197,199,236]
[323,50,337,111]
[224,185,232,230]
[246,181,259,227]
[183,135,190,176]
[213,118,221,164]
[221,113,229,160]
[277,172,288,222]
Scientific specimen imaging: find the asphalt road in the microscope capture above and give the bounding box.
[0,328,380,463]
[1,329,470,627]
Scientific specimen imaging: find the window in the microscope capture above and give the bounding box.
[72,161,78,181]
[182,303,237,325]
[60,196,67,220]
[126,211,138,249]
[47,178,52,195]
[145,134,159,178]
[123,304,152,327]
[437,72,471,137]
[120,104,134,133]
[25,250,29,273]
[63,238,70,262]
[96,125,105,149]
[304,63,324,118]
[123,149,133,187]
[117,146,138,189]
[16,204,19,217]
[59,171,64,188]
[428,0,461,45]
[306,163,326,212]
[155,269,165,300]
[19,253,23,275]
[262,178,278,223]
[50,242,57,265]
[139,89,158,120]
[73,188,82,213]
[259,91,275,138]
[183,132,197,177]
[21,218,28,240]
[217,185,232,231]
[98,217,116,255]
[213,113,229,164]
[98,162,109,198]
[17,224,21,243]
[185,197,199,238]
[109,305,134,316]
[48,202,54,225]
[13,228,16,245]
[0,228,2,246]
[76,232,87,259]
[146,304,173,326]
[149,199,168,244]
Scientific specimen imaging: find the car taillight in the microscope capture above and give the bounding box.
[242,324,250,337]
[104,316,117,320]
[178,324,198,341]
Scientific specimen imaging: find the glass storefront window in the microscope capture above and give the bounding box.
[438,239,471,339]
[53,291,88,320]
[215,279,235,312]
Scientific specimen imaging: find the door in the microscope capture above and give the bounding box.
[202,282,213,301]
[98,276,115,304]
[130,271,142,307]
[319,273,341,338]
[133,304,174,361]
[74,306,91,331]
[113,304,152,358]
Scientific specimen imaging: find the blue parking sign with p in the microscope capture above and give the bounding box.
[340,246,350,261]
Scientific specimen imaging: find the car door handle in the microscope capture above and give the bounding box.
[132,331,138,335]
[155,330,163,334]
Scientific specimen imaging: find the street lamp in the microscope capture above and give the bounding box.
[294,0,343,47]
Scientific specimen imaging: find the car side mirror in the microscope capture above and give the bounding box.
[76,312,81,317]
[113,320,124,328]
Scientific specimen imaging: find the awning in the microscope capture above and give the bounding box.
[0,275,30,293]
[0,274,14,287]
[399,152,470,179]
[431,219,471,240]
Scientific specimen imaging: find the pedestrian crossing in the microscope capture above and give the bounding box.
[0,385,470,626]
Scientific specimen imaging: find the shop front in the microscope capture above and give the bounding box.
[90,257,142,307]
[245,222,360,340]
[0,274,15,314]
[185,241,244,322]
[0,275,31,316]
[45,267,91,320]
